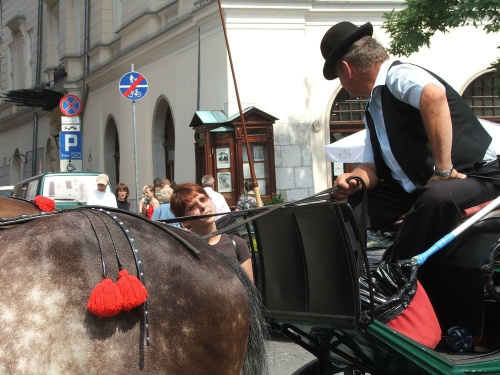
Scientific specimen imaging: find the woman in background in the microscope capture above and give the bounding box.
[170,183,254,282]
[139,185,159,219]
[152,186,180,227]
[115,182,130,211]
[235,179,258,211]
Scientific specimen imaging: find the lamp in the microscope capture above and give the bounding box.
[8,152,27,163]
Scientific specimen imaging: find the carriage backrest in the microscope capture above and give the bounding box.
[251,201,364,327]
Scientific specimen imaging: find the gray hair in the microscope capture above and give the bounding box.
[340,36,388,73]
[160,186,174,202]
[201,174,214,187]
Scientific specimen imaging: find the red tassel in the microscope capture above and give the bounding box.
[116,269,148,311]
[34,196,56,212]
[87,277,124,318]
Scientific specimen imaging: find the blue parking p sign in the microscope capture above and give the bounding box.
[60,131,83,160]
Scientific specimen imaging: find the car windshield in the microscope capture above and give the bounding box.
[42,175,111,202]
[0,189,12,197]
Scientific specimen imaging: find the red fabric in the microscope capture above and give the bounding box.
[146,204,154,219]
[116,269,148,311]
[87,277,124,318]
[33,196,56,212]
[386,281,442,349]
[461,200,500,219]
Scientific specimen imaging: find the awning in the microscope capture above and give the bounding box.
[1,88,64,111]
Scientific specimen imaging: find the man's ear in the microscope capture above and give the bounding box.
[339,60,353,78]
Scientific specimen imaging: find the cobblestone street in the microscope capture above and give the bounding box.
[266,333,316,375]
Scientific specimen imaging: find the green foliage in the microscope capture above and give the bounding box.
[264,193,284,206]
[383,0,499,59]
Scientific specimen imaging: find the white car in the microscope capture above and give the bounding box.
[0,185,14,197]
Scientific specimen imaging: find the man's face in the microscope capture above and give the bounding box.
[335,61,366,97]
[97,183,107,192]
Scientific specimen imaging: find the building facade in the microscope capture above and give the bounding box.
[0,0,498,208]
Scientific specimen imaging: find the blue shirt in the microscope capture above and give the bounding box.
[152,202,180,227]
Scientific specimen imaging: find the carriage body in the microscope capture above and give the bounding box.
[221,200,500,374]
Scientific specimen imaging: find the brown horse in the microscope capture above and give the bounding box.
[0,207,267,374]
[0,196,41,218]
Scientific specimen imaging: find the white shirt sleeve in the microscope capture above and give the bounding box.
[386,64,445,109]
[362,121,375,163]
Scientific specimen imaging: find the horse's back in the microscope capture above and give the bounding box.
[0,210,250,374]
[0,196,40,218]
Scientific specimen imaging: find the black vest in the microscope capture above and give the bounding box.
[365,61,491,187]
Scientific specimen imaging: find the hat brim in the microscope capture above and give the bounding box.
[323,22,373,80]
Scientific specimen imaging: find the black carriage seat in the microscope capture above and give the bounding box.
[250,200,366,328]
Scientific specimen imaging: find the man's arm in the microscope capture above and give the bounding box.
[331,162,379,201]
[419,83,466,181]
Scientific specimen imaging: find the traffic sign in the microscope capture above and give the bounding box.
[119,71,148,101]
[59,131,83,160]
[62,124,80,132]
[59,95,82,117]
[61,116,80,125]
[60,159,82,172]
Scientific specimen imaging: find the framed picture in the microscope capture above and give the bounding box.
[216,147,230,169]
[253,145,265,162]
[217,172,232,193]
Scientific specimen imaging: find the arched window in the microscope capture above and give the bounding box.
[104,117,120,187]
[330,89,368,177]
[463,72,500,122]
[153,97,175,181]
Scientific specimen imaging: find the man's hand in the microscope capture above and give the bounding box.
[427,168,466,183]
[332,173,361,201]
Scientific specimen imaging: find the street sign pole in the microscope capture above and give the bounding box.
[131,63,140,214]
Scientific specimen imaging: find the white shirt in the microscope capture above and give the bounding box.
[204,187,230,216]
[363,60,496,193]
[87,189,118,208]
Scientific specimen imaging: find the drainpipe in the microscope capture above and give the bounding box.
[32,0,43,176]
[197,25,201,110]
[80,0,90,121]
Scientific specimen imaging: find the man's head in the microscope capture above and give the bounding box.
[162,178,171,188]
[96,174,109,192]
[201,174,215,188]
[321,21,374,80]
[153,178,162,188]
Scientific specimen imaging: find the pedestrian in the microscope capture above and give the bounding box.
[320,21,500,261]
[235,179,258,211]
[170,183,254,282]
[162,178,171,188]
[115,182,130,211]
[139,185,160,219]
[152,186,180,227]
[201,174,230,217]
[153,178,164,204]
[87,174,118,208]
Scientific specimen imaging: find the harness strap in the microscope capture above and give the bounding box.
[229,235,241,262]
[97,208,151,347]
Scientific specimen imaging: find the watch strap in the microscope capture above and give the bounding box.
[433,165,454,177]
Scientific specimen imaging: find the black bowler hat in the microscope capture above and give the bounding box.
[321,21,373,80]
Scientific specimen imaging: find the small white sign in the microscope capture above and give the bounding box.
[61,116,81,124]
[333,162,344,176]
[60,159,83,172]
[62,124,81,132]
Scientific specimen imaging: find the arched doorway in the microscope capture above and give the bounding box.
[104,116,120,188]
[330,88,368,180]
[153,97,175,181]
[463,71,500,123]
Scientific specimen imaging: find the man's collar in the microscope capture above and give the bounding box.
[372,59,393,91]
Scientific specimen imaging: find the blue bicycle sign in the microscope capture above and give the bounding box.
[119,71,148,101]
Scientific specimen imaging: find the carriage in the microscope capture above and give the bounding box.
[218,195,500,374]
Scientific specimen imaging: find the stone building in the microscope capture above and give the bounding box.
[0,0,498,209]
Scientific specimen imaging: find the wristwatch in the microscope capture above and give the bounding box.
[433,165,454,177]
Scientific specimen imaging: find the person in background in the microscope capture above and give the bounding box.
[152,186,180,227]
[115,182,130,211]
[154,178,165,204]
[87,174,118,208]
[201,174,230,217]
[139,185,160,219]
[235,179,258,211]
[162,178,171,188]
[171,183,254,282]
